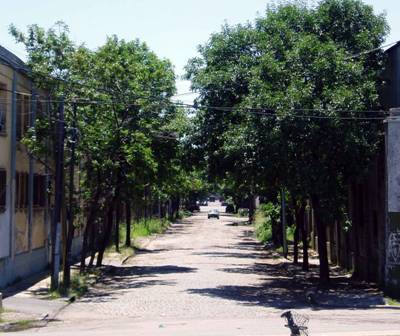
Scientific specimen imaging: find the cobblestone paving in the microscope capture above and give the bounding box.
[34,205,400,336]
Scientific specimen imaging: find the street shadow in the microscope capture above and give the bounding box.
[190,254,398,310]
[187,271,391,310]
[192,251,263,259]
[1,270,49,298]
[135,247,194,255]
[163,221,194,235]
[225,220,251,226]
[78,264,197,303]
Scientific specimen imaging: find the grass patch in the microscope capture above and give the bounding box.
[132,218,170,238]
[254,210,272,243]
[47,290,62,300]
[45,269,100,300]
[386,297,400,306]
[238,208,249,217]
[69,273,89,298]
[2,319,38,332]
[286,225,295,242]
[107,217,171,255]
[0,308,5,323]
[177,210,192,219]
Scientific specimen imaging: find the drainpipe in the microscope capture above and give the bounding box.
[9,70,17,259]
[28,87,36,251]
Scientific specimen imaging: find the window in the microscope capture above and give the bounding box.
[0,169,6,213]
[33,174,46,208]
[16,94,30,141]
[15,171,28,209]
[0,83,6,134]
[14,172,46,209]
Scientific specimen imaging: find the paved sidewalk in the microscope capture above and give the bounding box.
[0,273,68,332]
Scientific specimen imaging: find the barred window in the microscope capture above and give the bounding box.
[0,169,6,212]
[33,174,46,208]
[16,94,30,141]
[0,83,6,134]
[15,171,29,209]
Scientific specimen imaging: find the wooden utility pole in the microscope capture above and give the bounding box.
[63,102,77,288]
[51,99,65,290]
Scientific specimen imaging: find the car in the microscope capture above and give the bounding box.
[208,209,220,219]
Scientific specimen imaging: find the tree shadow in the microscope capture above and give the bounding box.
[191,255,397,310]
[78,264,197,303]
[192,251,263,259]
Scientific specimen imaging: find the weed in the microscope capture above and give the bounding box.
[254,211,272,243]
[3,320,37,332]
[386,297,400,306]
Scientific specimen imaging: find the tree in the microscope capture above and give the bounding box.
[10,23,195,289]
[186,0,388,284]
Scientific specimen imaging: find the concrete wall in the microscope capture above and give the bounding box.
[0,236,83,288]
[385,109,400,297]
[0,53,81,290]
[0,64,13,259]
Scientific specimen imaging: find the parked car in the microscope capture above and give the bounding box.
[208,209,220,219]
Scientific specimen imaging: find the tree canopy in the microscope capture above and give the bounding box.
[185,0,388,283]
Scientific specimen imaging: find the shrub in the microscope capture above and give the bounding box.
[255,202,280,243]
[238,208,249,217]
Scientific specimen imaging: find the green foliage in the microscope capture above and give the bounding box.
[186,0,388,219]
[10,21,205,274]
[255,210,272,243]
[255,202,281,243]
[177,209,192,219]
[386,297,400,306]
[133,218,170,237]
[70,273,89,298]
[238,208,249,217]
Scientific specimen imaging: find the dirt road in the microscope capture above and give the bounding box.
[27,203,400,335]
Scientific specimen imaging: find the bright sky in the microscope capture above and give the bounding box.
[1,0,399,102]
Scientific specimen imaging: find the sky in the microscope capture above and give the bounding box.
[1,0,399,103]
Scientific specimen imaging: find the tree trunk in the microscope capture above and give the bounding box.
[115,201,121,253]
[62,211,75,288]
[293,211,299,265]
[96,204,114,267]
[248,194,256,224]
[271,217,282,247]
[312,196,330,284]
[88,217,97,267]
[125,201,131,247]
[80,198,100,273]
[300,202,309,271]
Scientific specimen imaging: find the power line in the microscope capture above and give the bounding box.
[0,82,389,121]
[173,102,388,120]
[345,40,400,60]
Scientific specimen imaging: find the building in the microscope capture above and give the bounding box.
[0,45,61,288]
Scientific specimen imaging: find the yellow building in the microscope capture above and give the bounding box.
[0,45,53,288]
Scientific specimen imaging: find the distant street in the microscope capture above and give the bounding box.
[25,202,400,336]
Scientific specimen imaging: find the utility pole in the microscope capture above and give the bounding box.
[281,188,288,258]
[51,98,65,291]
[63,102,77,288]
